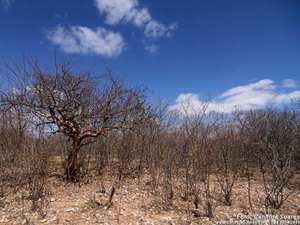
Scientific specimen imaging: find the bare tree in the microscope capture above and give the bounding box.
[1,60,147,182]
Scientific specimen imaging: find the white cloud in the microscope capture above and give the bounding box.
[132,8,152,27]
[144,21,177,39]
[0,0,12,9]
[169,79,300,115]
[274,91,300,104]
[219,79,275,99]
[95,0,151,27]
[169,93,209,116]
[144,44,159,54]
[46,26,125,57]
[282,79,297,88]
[94,0,177,39]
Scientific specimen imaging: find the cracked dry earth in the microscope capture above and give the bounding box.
[0,173,300,225]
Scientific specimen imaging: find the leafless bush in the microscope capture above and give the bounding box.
[93,136,109,176]
[25,138,52,214]
[115,130,137,181]
[0,107,51,215]
[173,102,216,217]
[243,109,298,209]
[213,115,243,206]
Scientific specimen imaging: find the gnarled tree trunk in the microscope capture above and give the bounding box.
[65,139,81,182]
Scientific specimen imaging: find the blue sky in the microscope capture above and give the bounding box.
[1,0,300,113]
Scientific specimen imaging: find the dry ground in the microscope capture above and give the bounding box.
[0,164,300,225]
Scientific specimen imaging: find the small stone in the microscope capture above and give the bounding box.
[65,208,75,212]
[50,198,56,202]
[0,218,9,223]
[50,216,59,223]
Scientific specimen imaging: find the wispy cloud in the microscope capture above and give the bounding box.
[144,20,177,39]
[282,79,297,88]
[54,13,68,20]
[0,0,13,9]
[94,0,177,39]
[169,79,300,115]
[46,26,125,57]
[144,44,159,54]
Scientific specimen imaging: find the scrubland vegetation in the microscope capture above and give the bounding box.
[0,60,299,224]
